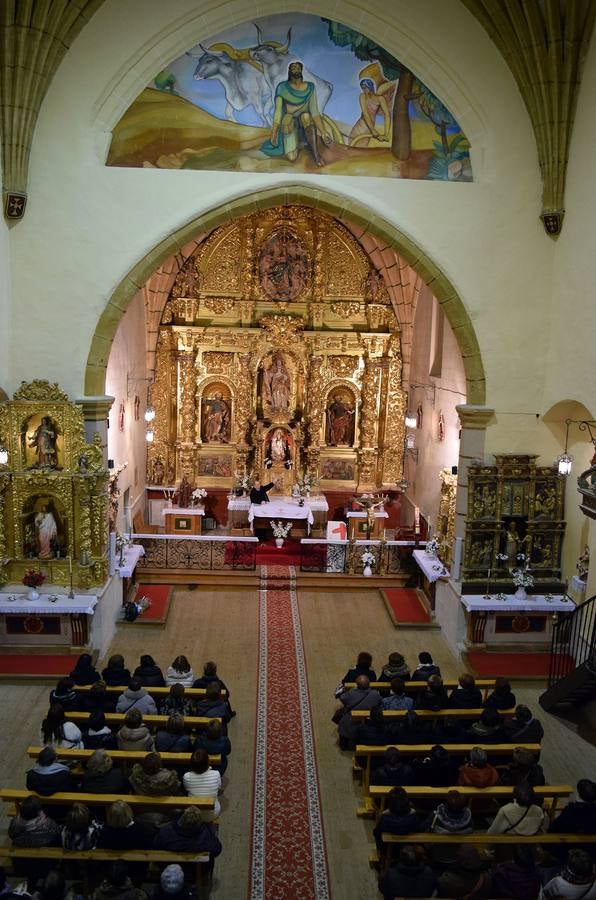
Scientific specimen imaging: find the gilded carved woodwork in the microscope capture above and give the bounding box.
[437,468,457,566]
[0,381,109,587]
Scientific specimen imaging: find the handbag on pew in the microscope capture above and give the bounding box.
[331,707,345,725]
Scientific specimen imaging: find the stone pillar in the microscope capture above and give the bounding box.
[454,405,495,546]
[76,396,114,465]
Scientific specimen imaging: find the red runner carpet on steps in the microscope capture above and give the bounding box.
[0,654,77,677]
[255,538,301,567]
[467,650,575,678]
[383,588,430,623]
[133,584,172,623]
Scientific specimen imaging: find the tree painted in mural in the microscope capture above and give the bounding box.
[107,13,472,182]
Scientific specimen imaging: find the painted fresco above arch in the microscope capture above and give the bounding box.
[107,13,472,182]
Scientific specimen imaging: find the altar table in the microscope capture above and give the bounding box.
[0,590,98,646]
[162,507,204,535]
[228,496,328,536]
[346,509,388,540]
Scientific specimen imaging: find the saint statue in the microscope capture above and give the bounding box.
[263,355,291,411]
[28,416,59,468]
[326,393,355,446]
[35,505,57,558]
[203,392,230,443]
[175,476,193,508]
[504,521,531,564]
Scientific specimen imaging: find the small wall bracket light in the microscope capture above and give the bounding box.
[144,406,156,423]
[405,412,417,429]
[145,427,155,443]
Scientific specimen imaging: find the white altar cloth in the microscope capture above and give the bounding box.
[231,496,328,513]
[346,510,389,519]
[248,498,318,528]
[460,593,572,614]
[0,593,98,615]
[161,507,205,517]
[413,549,450,582]
[115,544,145,578]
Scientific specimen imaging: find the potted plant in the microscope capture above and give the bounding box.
[361,549,376,577]
[22,569,45,601]
[270,520,292,548]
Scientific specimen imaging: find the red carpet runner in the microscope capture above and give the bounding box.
[249,565,330,900]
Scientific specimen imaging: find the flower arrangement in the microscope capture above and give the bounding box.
[361,550,376,567]
[496,552,509,564]
[192,488,207,503]
[426,537,440,557]
[115,532,133,566]
[511,554,534,588]
[296,470,317,495]
[22,569,45,588]
[237,472,252,494]
[271,520,292,539]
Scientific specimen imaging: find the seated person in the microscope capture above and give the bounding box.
[152,864,199,900]
[117,708,154,751]
[466,707,505,744]
[382,677,413,712]
[92,860,148,900]
[371,747,413,787]
[8,795,61,847]
[425,789,473,834]
[194,719,232,775]
[336,676,382,750]
[353,704,391,747]
[79,680,116,714]
[115,678,158,715]
[82,748,129,794]
[48,677,79,712]
[96,800,155,849]
[436,846,492,899]
[341,651,377,684]
[393,709,432,746]
[40,703,83,749]
[488,783,548,835]
[83,710,117,750]
[133,654,165,688]
[550,778,596,834]
[499,746,545,787]
[415,674,449,710]
[458,746,499,788]
[101,653,131,687]
[26,745,79,795]
[378,652,410,683]
[372,786,423,849]
[484,676,516,710]
[504,704,544,743]
[378,846,436,900]
[448,673,483,709]
[411,744,459,788]
[129,751,181,796]
[69,652,101,686]
[540,849,596,899]
[193,661,235,719]
[165,655,195,688]
[159,683,195,718]
[154,807,222,863]
[183,749,222,821]
[249,479,274,504]
[193,682,230,727]
[61,801,102,850]
[491,846,541,900]
[410,651,441,681]
[155,713,193,754]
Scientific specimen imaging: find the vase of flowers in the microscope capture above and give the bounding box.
[271,520,292,548]
[237,472,252,497]
[22,569,45,601]
[115,532,132,567]
[425,537,440,558]
[192,487,207,509]
[511,553,534,601]
[296,470,317,498]
[361,549,376,577]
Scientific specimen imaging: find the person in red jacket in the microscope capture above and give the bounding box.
[458,746,499,788]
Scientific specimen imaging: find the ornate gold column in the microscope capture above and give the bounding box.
[305,355,324,476]
[233,352,254,477]
[358,354,382,489]
[379,335,407,486]
[177,350,197,480]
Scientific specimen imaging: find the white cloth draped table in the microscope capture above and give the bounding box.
[413,549,450,583]
[0,593,98,614]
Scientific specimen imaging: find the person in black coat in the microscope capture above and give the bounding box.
[483,676,516,710]
[378,846,436,900]
[79,680,117,714]
[415,675,449,710]
[48,677,79,712]
[498,746,545,788]
[410,651,441,681]
[249,479,274,504]
[101,654,131,687]
[69,653,101,686]
[96,800,154,849]
[154,807,222,867]
[133,654,166,687]
[26,746,79,795]
[192,661,235,718]
[193,719,231,775]
[193,682,230,731]
[411,744,460,787]
[448,673,483,709]
[353,704,390,748]
[81,749,129,795]
[371,747,414,787]
[83,710,117,750]
[373,787,423,850]
[341,651,377,684]
[394,709,432,745]
[503,704,544,743]
[155,714,193,755]
[550,778,596,834]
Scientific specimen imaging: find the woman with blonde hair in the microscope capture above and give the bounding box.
[165,654,194,688]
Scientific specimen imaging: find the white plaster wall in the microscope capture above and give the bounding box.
[105,289,150,530]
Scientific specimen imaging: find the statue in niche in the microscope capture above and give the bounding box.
[175,476,194,508]
[262,355,291,411]
[152,458,165,485]
[363,268,384,301]
[259,230,308,301]
[167,461,175,485]
[535,485,556,518]
[28,416,59,468]
[202,392,231,443]
[577,545,590,581]
[35,505,57,558]
[265,428,293,469]
[326,392,355,446]
[504,520,531,564]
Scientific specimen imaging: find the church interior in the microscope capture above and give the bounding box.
[1,1,596,897]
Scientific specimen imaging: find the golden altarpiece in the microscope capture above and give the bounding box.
[146,206,407,493]
[0,381,109,590]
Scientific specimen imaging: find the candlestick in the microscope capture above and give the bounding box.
[483,567,492,599]
[67,555,74,599]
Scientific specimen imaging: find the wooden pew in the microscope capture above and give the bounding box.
[0,788,215,814]
[75,684,228,698]
[365,784,572,821]
[65,711,219,731]
[343,679,498,700]
[1,847,213,893]
[350,707,515,722]
[353,743,541,796]
[26,746,221,769]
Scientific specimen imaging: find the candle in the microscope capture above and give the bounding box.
[414,506,420,533]
[68,556,72,576]
[484,567,492,599]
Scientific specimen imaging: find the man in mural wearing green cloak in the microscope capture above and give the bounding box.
[261,62,332,166]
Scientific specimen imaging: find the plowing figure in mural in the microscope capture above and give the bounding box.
[261,62,332,167]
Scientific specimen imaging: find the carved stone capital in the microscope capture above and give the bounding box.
[456,404,495,430]
[76,396,115,422]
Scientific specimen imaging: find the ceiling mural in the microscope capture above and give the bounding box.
[107,13,472,181]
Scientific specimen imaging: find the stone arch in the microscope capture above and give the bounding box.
[85,184,485,403]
